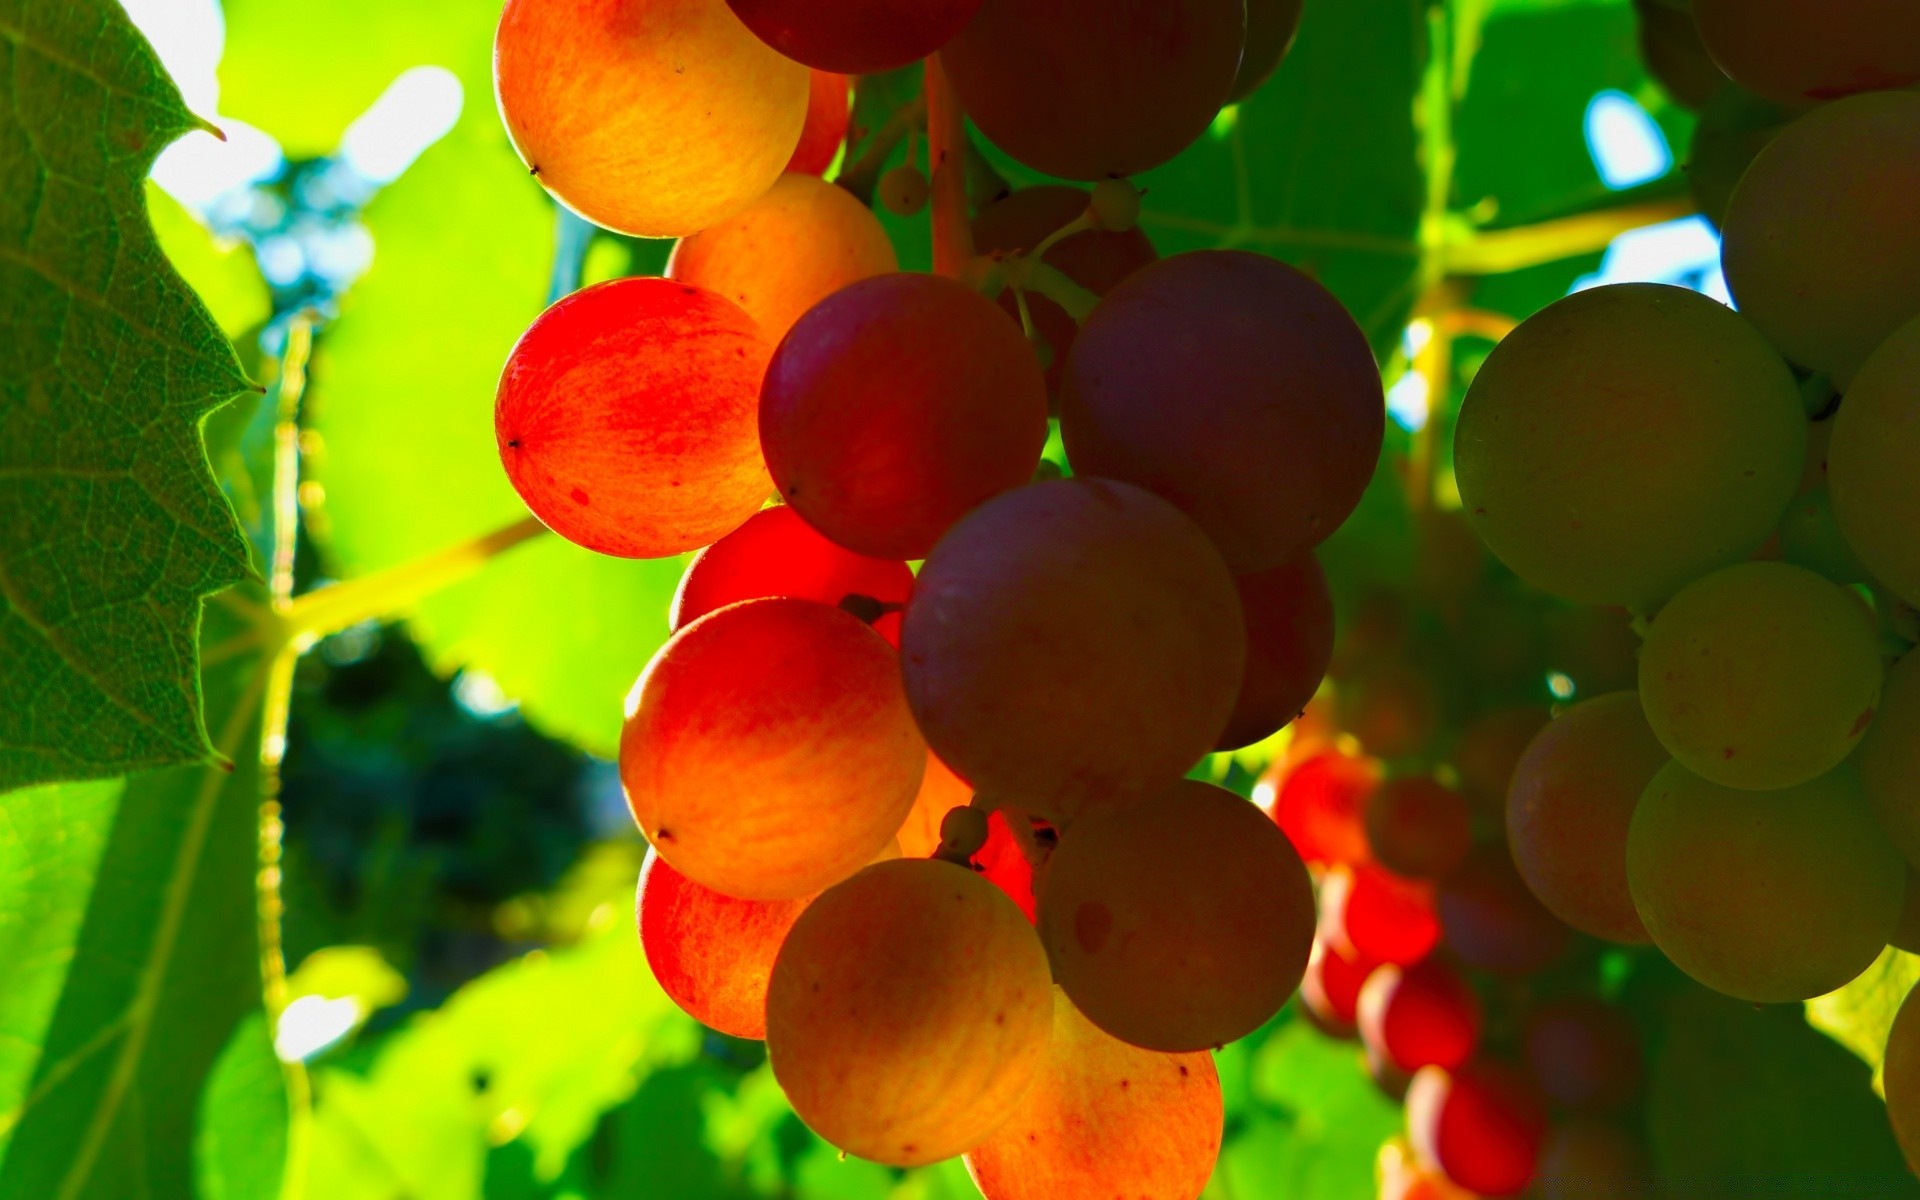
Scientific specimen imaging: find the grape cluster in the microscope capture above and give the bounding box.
[491,0,1358,1192]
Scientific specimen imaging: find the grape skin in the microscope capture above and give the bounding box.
[1436,844,1572,978]
[636,849,808,1039]
[1363,776,1471,880]
[1319,863,1441,967]
[1830,315,1920,609]
[727,0,984,75]
[1228,0,1306,101]
[495,278,773,559]
[964,989,1222,1200]
[1858,650,1920,871]
[901,479,1245,823]
[1627,761,1902,1003]
[1358,959,1481,1076]
[1885,981,1920,1173]
[668,173,897,344]
[784,71,850,176]
[494,0,807,238]
[1637,561,1882,791]
[1691,0,1920,107]
[766,858,1052,1166]
[1218,553,1336,751]
[1264,749,1381,867]
[621,598,925,901]
[1406,1062,1548,1198]
[1522,997,1641,1113]
[1454,282,1805,608]
[1038,781,1315,1053]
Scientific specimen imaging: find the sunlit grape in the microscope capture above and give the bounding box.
[670,505,912,645]
[636,849,808,1039]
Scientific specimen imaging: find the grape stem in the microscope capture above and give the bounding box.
[834,93,925,204]
[1005,257,1100,324]
[924,55,973,278]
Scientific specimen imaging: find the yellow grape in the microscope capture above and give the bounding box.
[1627,761,1901,1003]
[1859,650,1920,870]
[494,0,807,238]
[1638,562,1882,790]
[667,173,898,344]
[964,989,1222,1200]
[1831,314,1920,609]
[1038,780,1315,1052]
[621,598,925,900]
[766,858,1052,1166]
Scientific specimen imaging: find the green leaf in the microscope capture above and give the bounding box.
[1648,984,1916,1191]
[0,0,254,790]
[0,593,273,1198]
[1807,947,1920,1089]
[146,182,269,340]
[195,1011,290,1200]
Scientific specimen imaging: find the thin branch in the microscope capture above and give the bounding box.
[923,55,972,279]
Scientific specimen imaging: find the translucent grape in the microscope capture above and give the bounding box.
[1638,561,1882,790]
[1627,761,1902,1002]
[1358,959,1481,1076]
[766,858,1052,1165]
[1038,781,1315,1052]
[1218,553,1335,751]
[1061,250,1386,571]
[727,0,984,74]
[621,598,925,900]
[636,849,808,1039]
[668,173,897,344]
[964,989,1222,1200]
[1858,650,1920,870]
[902,479,1244,823]
[1454,282,1805,607]
[940,0,1246,180]
[1507,692,1664,944]
[1263,749,1381,867]
[1228,0,1305,101]
[1830,315,1920,608]
[1885,980,1920,1173]
[1523,997,1641,1112]
[1436,845,1572,977]
[1721,90,1920,384]
[496,278,773,559]
[761,273,1048,559]
[1364,776,1472,880]
[1406,1062,1548,1198]
[785,71,850,176]
[1300,937,1379,1038]
[1319,863,1441,967]
[494,0,807,238]
[671,505,912,645]
[1691,0,1920,107]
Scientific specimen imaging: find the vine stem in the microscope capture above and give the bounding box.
[924,54,973,278]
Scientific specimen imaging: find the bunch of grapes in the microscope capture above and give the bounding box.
[488,0,1364,1192]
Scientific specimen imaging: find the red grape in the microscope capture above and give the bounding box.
[636,849,809,1039]
[1364,776,1472,881]
[1061,250,1385,571]
[1299,936,1380,1038]
[1406,1062,1548,1198]
[760,272,1048,559]
[1523,996,1641,1112]
[1261,749,1381,867]
[1319,863,1441,967]
[1436,844,1573,977]
[1217,553,1336,751]
[496,278,773,559]
[727,0,984,74]
[786,70,850,176]
[1229,0,1306,100]
[1358,959,1482,1076]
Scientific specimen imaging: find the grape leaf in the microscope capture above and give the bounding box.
[195,1012,289,1200]
[1807,947,1920,1087]
[0,0,253,790]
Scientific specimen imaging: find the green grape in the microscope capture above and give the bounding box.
[1455,283,1805,608]
[1627,761,1901,1003]
[1858,651,1920,870]
[1638,562,1882,790]
[1778,484,1873,586]
[1721,90,1920,385]
[1830,315,1920,608]
[1885,980,1920,1173]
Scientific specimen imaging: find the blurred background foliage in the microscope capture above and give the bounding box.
[2,0,1908,1196]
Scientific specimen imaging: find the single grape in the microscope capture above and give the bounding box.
[1633,0,1726,112]
[1364,775,1472,880]
[761,272,1048,560]
[494,0,807,238]
[1831,315,1920,608]
[1319,863,1441,967]
[1628,760,1902,1003]
[877,163,930,217]
[671,505,912,646]
[621,598,925,900]
[1406,1062,1549,1199]
[785,70,850,176]
[1300,936,1380,1038]
[1217,553,1336,751]
[972,186,1158,400]
[1859,651,1920,870]
[1260,748,1381,867]
[1531,1120,1653,1200]
[901,479,1244,823]
[1358,959,1482,1076]
[727,0,984,74]
[1061,250,1386,571]
[1691,0,1920,107]
[1453,706,1550,818]
[636,849,809,1039]
[1228,0,1306,101]
[1507,692,1665,944]
[496,278,773,559]
[766,858,1052,1165]
[940,0,1246,180]
[1721,90,1920,385]
[1886,979,1920,1173]
[1638,561,1882,790]
[1454,282,1805,608]
[895,751,974,859]
[1437,845,1573,977]
[1038,780,1316,1052]
[668,173,896,344]
[1523,997,1641,1112]
[964,989,1222,1200]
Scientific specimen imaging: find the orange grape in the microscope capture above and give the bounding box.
[766,858,1052,1165]
[621,598,924,900]
[1039,781,1314,1052]
[496,277,773,558]
[786,71,850,176]
[636,849,808,1039]
[964,989,1222,1200]
[494,0,807,238]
